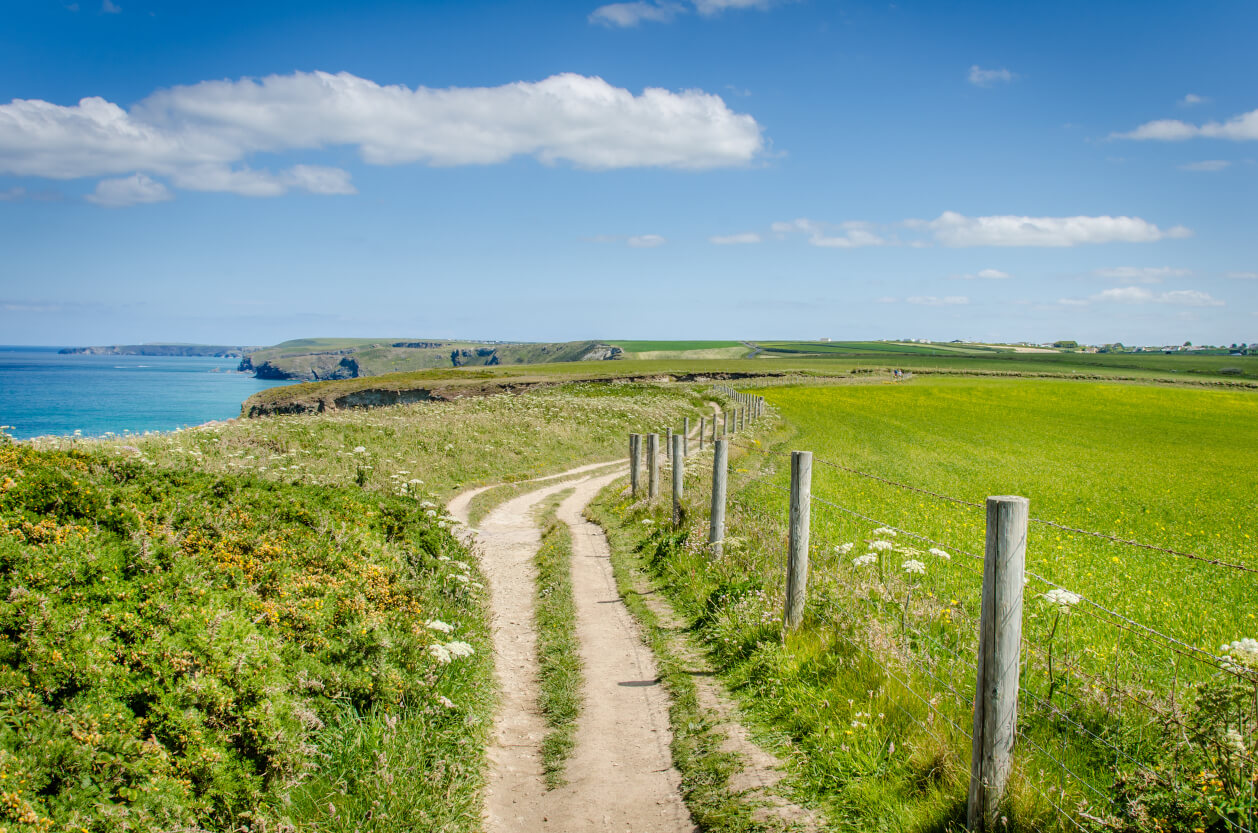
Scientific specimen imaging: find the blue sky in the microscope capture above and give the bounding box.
[1,0,1255,346]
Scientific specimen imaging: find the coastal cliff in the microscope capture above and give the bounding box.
[60,344,255,357]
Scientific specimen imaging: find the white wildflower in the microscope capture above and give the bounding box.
[353,445,366,453]
[929,547,951,560]
[452,574,469,584]
[873,527,897,538]
[445,641,475,658]
[437,695,456,709]
[425,619,455,633]
[425,509,438,517]
[642,519,654,525]
[869,540,893,552]
[420,500,436,508]
[853,553,878,567]
[1043,588,1081,612]
[429,643,452,664]
[902,559,926,575]
[835,543,854,554]
[438,520,447,528]
[1220,638,1258,670]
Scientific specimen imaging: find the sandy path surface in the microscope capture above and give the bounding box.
[451,463,694,833]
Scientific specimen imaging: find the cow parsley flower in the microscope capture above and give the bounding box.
[929,547,951,560]
[902,559,926,575]
[445,641,475,658]
[869,540,893,552]
[873,527,897,538]
[1043,588,1081,612]
[426,619,455,633]
[353,446,366,453]
[1220,637,1258,671]
[835,543,854,554]
[853,553,878,567]
[429,643,452,664]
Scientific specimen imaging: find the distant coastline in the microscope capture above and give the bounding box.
[58,343,258,358]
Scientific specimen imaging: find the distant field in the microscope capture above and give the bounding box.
[611,340,745,353]
[757,340,1008,356]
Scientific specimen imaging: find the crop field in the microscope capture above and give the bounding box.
[610,340,746,353]
[756,341,1011,356]
[605,377,1258,831]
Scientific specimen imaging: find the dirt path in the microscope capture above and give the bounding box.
[451,464,693,833]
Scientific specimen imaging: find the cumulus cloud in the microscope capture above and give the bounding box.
[627,234,666,247]
[918,211,1191,247]
[589,1,684,26]
[771,218,886,248]
[85,173,171,207]
[1179,159,1230,172]
[710,232,761,244]
[1093,266,1191,284]
[1180,93,1207,106]
[1083,286,1223,307]
[968,66,1015,87]
[975,268,1009,279]
[0,70,764,203]
[589,0,776,26]
[907,296,969,306]
[1114,108,1258,141]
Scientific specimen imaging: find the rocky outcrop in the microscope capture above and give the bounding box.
[579,344,624,361]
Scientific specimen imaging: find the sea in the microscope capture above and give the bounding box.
[0,346,297,440]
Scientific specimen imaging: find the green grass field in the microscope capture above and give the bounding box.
[602,377,1258,831]
[610,340,746,353]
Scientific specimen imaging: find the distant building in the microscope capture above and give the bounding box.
[818,337,831,342]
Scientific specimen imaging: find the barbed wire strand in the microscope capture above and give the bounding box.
[1015,728,1115,807]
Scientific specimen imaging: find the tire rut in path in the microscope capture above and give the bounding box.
[451,467,694,833]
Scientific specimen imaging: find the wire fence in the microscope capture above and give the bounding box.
[639,389,1258,832]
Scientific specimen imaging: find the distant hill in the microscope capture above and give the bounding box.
[59,344,256,357]
[238,338,623,380]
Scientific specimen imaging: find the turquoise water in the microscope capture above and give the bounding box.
[0,347,297,440]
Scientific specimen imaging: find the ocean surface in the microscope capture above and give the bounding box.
[0,347,297,440]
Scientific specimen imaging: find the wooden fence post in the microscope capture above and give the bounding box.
[967,496,1030,831]
[684,417,690,457]
[699,416,705,451]
[709,438,728,557]
[783,451,812,631]
[647,433,660,499]
[629,433,641,497]
[723,411,730,436]
[712,414,717,444]
[666,427,673,462]
[671,433,685,526]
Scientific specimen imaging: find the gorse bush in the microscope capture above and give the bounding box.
[0,442,489,832]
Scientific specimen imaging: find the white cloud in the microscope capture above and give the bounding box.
[1090,286,1222,306]
[1093,266,1191,284]
[1114,108,1258,141]
[975,268,1009,279]
[167,163,356,197]
[0,187,24,201]
[1226,271,1258,279]
[1179,159,1230,172]
[0,71,764,200]
[589,0,776,26]
[968,66,1015,87]
[920,211,1191,247]
[907,295,969,306]
[1179,94,1207,106]
[772,218,886,248]
[710,232,761,244]
[85,173,171,207]
[589,1,683,26]
[627,234,666,247]
[101,0,120,12]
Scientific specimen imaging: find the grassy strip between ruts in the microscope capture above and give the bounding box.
[532,490,582,788]
[587,462,817,833]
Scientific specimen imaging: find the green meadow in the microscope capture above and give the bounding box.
[603,377,1258,831]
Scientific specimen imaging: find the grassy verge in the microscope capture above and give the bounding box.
[0,438,492,832]
[533,490,581,788]
[36,382,711,502]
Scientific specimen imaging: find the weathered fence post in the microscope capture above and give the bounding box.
[967,496,1030,831]
[647,433,660,499]
[629,433,641,497]
[671,433,685,526]
[723,411,730,436]
[709,438,728,557]
[699,416,706,451]
[711,414,717,444]
[783,451,812,631]
[666,427,673,461]
[683,417,690,457]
